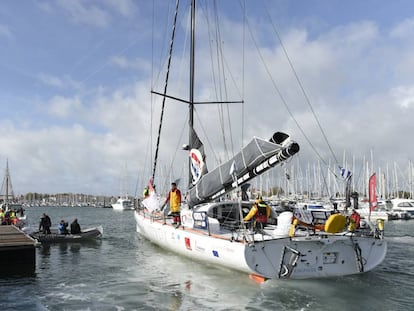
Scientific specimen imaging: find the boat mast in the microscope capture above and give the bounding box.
[188,0,195,185]
[5,159,10,206]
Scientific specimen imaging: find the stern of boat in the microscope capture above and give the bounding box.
[243,233,387,279]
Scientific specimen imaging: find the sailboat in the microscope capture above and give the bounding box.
[0,160,26,228]
[112,165,134,211]
[134,0,387,281]
[0,160,23,213]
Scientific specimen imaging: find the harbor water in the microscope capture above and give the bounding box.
[1,206,414,310]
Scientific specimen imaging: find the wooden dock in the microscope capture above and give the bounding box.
[0,225,38,275]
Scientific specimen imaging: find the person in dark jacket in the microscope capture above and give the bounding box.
[70,218,81,234]
[39,213,51,234]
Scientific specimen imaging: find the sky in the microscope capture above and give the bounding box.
[1,0,414,197]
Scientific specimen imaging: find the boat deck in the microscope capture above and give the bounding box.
[142,208,380,242]
[142,211,280,242]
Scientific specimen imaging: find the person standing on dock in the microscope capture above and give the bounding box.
[161,182,182,227]
[39,213,51,234]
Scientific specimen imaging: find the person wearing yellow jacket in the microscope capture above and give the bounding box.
[0,208,4,224]
[161,182,182,227]
[243,197,271,232]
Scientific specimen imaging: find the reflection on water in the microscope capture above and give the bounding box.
[39,244,51,256]
[0,267,36,278]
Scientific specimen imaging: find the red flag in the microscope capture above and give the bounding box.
[369,173,377,211]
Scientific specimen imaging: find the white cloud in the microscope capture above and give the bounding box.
[390,18,414,38]
[35,0,54,13]
[104,0,136,17]
[38,73,82,90]
[0,24,12,39]
[38,73,64,88]
[110,56,150,72]
[0,123,122,195]
[391,85,414,109]
[48,96,82,118]
[57,0,110,28]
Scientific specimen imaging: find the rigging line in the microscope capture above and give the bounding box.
[239,1,333,181]
[240,12,324,165]
[203,1,245,162]
[134,129,152,197]
[152,1,174,94]
[203,2,229,160]
[262,3,340,167]
[209,1,230,160]
[206,17,244,101]
[68,39,107,77]
[204,6,219,102]
[213,2,229,159]
[78,38,141,88]
[150,0,155,184]
[150,1,177,176]
[202,1,229,161]
[241,0,246,147]
[214,2,234,160]
[150,1,172,176]
[160,114,188,193]
[194,109,220,165]
[151,0,180,184]
[6,163,14,198]
[212,1,236,159]
[211,1,240,160]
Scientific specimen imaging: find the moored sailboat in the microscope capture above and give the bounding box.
[0,159,23,213]
[134,0,386,281]
[0,160,26,228]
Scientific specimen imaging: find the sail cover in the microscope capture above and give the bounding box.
[187,131,299,207]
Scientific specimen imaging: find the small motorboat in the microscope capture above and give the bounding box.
[30,226,103,243]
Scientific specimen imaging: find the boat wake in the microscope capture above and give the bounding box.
[386,235,414,245]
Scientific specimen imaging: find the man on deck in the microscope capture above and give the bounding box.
[161,182,182,227]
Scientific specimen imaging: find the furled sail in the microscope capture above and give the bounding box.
[187,131,299,208]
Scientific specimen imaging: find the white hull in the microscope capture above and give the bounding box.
[357,208,393,221]
[134,202,387,280]
[112,204,134,210]
[112,198,134,210]
[390,199,414,219]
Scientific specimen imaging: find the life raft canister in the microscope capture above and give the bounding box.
[325,214,347,233]
[289,219,299,237]
[377,219,384,231]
